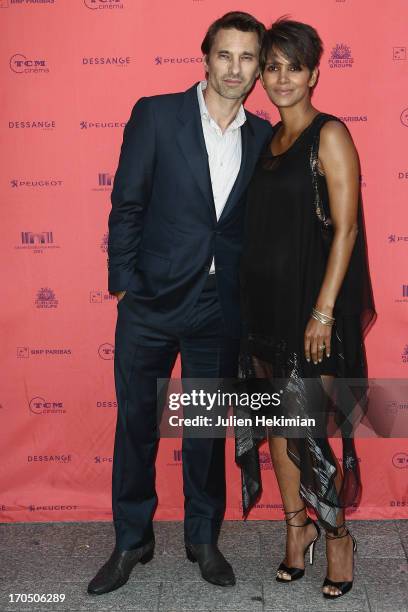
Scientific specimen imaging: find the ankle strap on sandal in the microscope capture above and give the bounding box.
[283,506,310,527]
[326,523,350,538]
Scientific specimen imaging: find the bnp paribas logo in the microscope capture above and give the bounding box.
[328,44,354,69]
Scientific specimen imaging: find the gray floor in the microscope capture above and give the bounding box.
[0,520,407,611]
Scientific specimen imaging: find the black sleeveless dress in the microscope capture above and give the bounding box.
[236,113,376,532]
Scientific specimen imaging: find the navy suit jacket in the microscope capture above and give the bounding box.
[107,82,273,337]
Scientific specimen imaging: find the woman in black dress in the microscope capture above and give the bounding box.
[237,19,375,598]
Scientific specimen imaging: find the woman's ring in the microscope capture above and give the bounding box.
[319,345,325,349]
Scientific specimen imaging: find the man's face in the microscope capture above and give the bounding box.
[203,28,260,100]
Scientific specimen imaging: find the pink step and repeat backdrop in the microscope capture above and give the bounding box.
[1,0,407,524]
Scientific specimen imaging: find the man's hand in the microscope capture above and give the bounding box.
[114,291,126,302]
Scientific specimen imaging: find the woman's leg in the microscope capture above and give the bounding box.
[268,435,319,579]
[320,375,356,596]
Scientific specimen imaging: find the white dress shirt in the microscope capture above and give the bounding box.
[196,80,246,273]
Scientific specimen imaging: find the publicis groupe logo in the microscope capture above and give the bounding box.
[8,119,55,130]
[35,287,58,309]
[11,179,63,188]
[29,396,66,415]
[98,343,114,359]
[80,120,125,130]
[388,234,408,244]
[82,56,130,67]
[400,108,408,127]
[17,347,71,358]
[328,44,354,69]
[84,0,124,9]
[392,453,408,468]
[100,232,109,253]
[402,345,408,364]
[15,231,60,254]
[10,53,49,74]
[94,456,112,463]
[393,47,406,60]
[28,455,71,463]
[90,290,115,303]
[154,56,203,66]
[93,173,113,191]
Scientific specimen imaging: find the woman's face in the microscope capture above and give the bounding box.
[260,48,318,109]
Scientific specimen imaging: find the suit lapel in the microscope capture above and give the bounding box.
[176,83,216,222]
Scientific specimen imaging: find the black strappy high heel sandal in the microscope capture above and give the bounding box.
[322,523,357,598]
[276,506,321,583]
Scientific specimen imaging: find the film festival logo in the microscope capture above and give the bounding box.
[17,347,71,358]
[9,54,49,74]
[90,290,115,304]
[166,449,182,466]
[328,44,354,69]
[395,285,408,304]
[29,396,66,415]
[93,172,113,192]
[154,56,203,66]
[393,47,406,60]
[84,0,124,9]
[392,452,408,469]
[98,343,114,359]
[35,287,58,309]
[400,108,408,127]
[16,231,60,254]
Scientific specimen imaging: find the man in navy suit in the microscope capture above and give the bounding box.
[88,11,273,595]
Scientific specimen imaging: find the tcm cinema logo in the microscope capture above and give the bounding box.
[94,456,113,463]
[400,108,408,127]
[84,0,124,10]
[29,397,66,415]
[392,452,408,469]
[16,231,60,253]
[90,290,115,303]
[10,54,49,74]
[11,179,63,189]
[98,343,114,359]
[8,120,55,130]
[402,345,408,364]
[82,56,130,67]
[17,347,72,358]
[93,172,113,191]
[27,454,72,463]
[328,44,354,68]
[35,287,58,309]
[100,232,108,253]
[393,47,406,60]
[80,120,125,130]
[154,56,203,66]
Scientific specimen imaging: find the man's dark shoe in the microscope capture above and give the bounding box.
[185,543,236,587]
[87,540,154,595]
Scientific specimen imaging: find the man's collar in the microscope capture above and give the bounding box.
[196,80,246,130]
